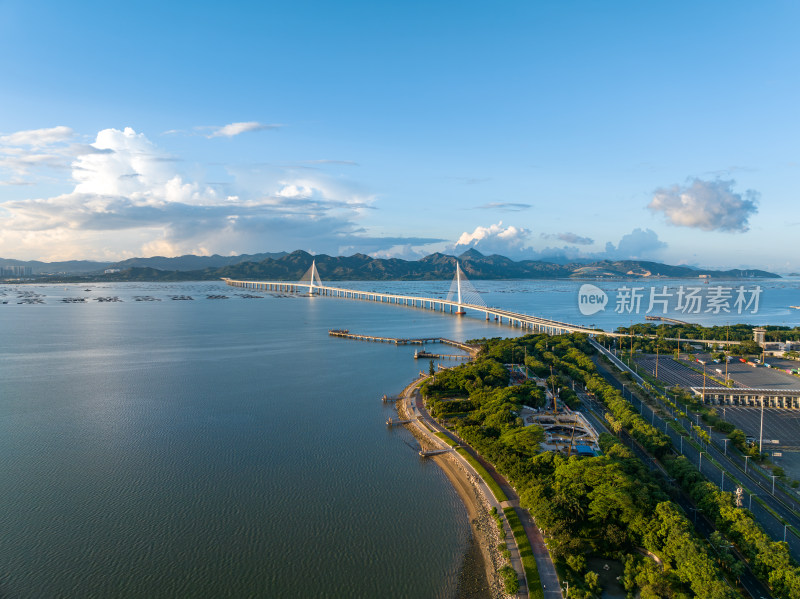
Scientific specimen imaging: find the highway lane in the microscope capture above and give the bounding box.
[591,339,800,558]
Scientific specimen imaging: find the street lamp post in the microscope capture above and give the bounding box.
[772,475,777,495]
[744,455,750,474]
[723,438,729,456]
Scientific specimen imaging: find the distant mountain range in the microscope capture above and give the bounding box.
[0,252,287,274]
[3,248,778,281]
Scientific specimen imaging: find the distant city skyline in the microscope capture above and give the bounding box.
[1,1,798,272]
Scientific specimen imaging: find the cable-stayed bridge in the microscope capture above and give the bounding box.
[223,260,611,336]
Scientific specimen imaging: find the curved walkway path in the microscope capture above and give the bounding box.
[403,379,563,599]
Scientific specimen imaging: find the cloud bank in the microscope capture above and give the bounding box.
[451,222,668,263]
[603,228,667,260]
[649,178,759,232]
[0,126,401,260]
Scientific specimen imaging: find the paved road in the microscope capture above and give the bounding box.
[406,383,563,599]
[596,340,800,541]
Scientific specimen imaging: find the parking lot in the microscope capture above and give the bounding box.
[723,360,800,389]
[718,406,800,479]
[635,354,712,388]
[635,353,800,391]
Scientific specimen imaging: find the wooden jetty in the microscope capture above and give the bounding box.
[386,417,414,427]
[419,448,455,457]
[414,349,469,360]
[329,330,479,355]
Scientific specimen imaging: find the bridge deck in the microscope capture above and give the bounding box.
[223,277,609,336]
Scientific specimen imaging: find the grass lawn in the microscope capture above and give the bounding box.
[456,447,508,502]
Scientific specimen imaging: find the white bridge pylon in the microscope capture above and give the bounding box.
[446,262,485,314]
[299,259,323,293]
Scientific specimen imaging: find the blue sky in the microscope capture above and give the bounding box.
[1,1,798,271]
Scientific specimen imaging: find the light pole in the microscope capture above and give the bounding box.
[656,342,659,379]
[744,455,750,474]
[759,399,765,454]
[723,438,729,456]
[772,475,777,495]
[702,363,707,404]
[699,451,704,470]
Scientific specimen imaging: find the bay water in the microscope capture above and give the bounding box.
[0,277,797,598]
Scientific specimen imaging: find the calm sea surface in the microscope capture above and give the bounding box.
[0,278,797,598]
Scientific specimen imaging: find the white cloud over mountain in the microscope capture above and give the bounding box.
[603,228,667,259]
[453,222,532,256]
[451,222,668,263]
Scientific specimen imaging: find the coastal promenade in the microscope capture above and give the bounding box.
[399,376,563,599]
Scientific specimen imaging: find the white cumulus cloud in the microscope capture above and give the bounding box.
[649,178,759,233]
[453,222,533,257]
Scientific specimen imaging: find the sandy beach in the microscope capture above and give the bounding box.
[397,392,508,599]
